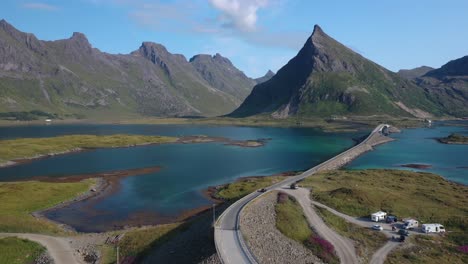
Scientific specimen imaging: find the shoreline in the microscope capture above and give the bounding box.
[31,169,299,233]
[0,136,269,169]
[31,166,162,233]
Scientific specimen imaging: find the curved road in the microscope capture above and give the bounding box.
[215,124,391,264]
[0,233,80,264]
[281,188,358,263]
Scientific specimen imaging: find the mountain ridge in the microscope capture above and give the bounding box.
[231,24,447,118]
[0,19,256,118]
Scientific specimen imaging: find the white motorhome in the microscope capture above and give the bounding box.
[371,211,387,222]
[403,219,419,229]
[421,224,446,233]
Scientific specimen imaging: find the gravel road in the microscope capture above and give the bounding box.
[0,233,79,264]
[280,188,359,264]
[240,191,322,264]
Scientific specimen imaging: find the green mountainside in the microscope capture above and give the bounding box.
[0,20,254,118]
[397,66,434,80]
[231,25,449,118]
[414,56,468,117]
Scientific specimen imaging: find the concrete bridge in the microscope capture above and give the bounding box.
[214,124,393,264]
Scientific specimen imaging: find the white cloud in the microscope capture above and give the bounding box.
[208,0,268,32]
[21,2,59,11]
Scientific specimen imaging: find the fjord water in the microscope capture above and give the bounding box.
[347,123,468,185]
[0,124,364,232]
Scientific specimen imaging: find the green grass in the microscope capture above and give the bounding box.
[275,195,312,242]
[0,237,45,264]
[301,170,467,230]
[0,179,94,234]
[315,206,387,261]
[0,134,177,163]
[216,176,288,200]
[118,223,184,257]
[386,235,467,264]
[275,193,339,264]
[301,169,468,264]
[100,223,185,264]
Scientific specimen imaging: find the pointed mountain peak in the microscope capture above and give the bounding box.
[312,24,324,36]
[266,70,275,76]
[0,19,19,32]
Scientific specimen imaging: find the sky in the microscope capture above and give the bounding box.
[1,0,468,78]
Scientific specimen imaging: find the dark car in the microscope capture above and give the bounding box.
[257,188,267,192]
[386,215,398,223]
[398,229,410,236]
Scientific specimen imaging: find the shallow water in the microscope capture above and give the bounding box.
[347,123,468,185]
[0,124,363,232]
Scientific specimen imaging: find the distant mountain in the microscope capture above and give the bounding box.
[190,53,256,104]
[415,56,468,117]
[254,70,275,84]
[0,20,251,118]
[231,25,443,118]
[398,66,434,79]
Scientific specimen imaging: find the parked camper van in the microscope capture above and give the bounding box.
[421,224,446,233]
[403,219,419,229]
[371,211,387,222]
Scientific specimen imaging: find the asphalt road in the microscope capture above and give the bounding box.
[0,233,79,264]
[215,124,389,264]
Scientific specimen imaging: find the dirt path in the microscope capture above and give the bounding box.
[280,188,359,264]
[0,233,80,264]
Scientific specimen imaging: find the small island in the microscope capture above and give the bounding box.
[0,134,270,167]
[438,133,468,144]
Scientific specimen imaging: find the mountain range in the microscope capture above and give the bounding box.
[0,19,270,118]
[231,25,467,118]
[0,19,466,119]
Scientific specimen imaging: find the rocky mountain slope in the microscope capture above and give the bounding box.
[397,66,434,80]
[189,53,256,104]
[0,20,254,118]
[231,25,447,118]
[415,56,468,117]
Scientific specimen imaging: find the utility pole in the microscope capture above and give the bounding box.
[212,203,216,227]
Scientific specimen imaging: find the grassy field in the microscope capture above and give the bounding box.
[301,169,468,263]
[301,170,467,229]
[101,223,185,264]
[386,235,467,264]
[215,176,289,200]
[275,192,339,264]
[275,194,312,242]
[0,179,94,234]
[0,134,177,164]
[0,237,45,264]
[315,206,387,262]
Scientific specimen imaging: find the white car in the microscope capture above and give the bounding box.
[372,225,383,231]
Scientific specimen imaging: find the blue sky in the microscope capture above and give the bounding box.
[2,0,468,77]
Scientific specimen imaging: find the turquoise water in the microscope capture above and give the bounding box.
[0,124,363,232]
[347,123,468,185]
